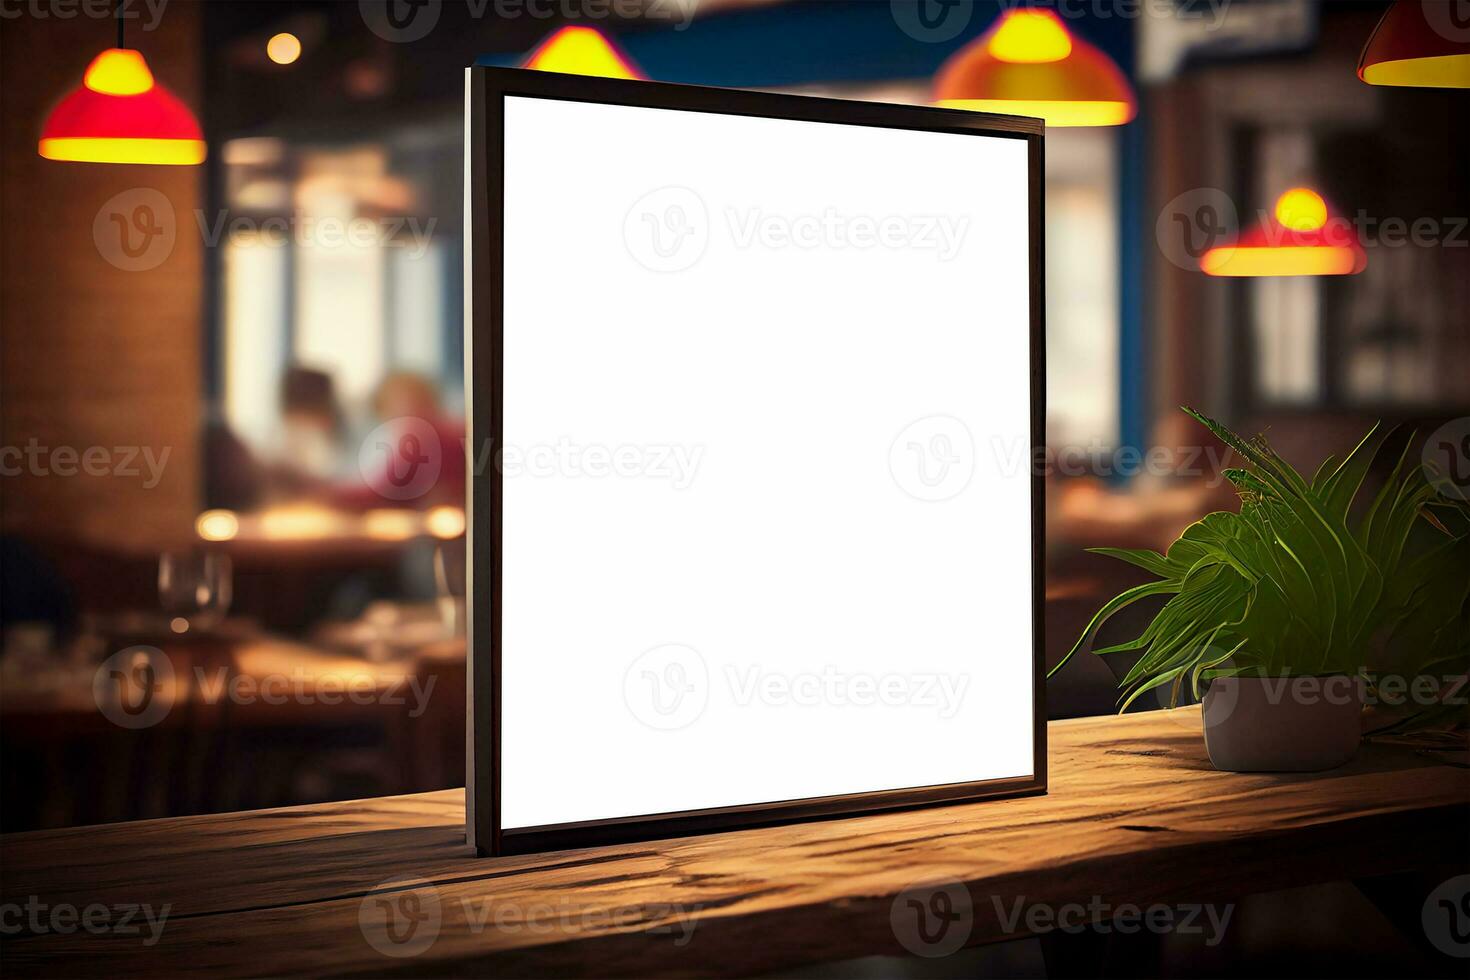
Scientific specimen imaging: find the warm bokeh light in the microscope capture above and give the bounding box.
[1274,188,1328,232]
[1201,245,1362,277]
[83,48,154,95]
[170,617,190,634]
[364,508,420,542]
[196,509,241,542]
[195,506,468,543]
[266,32,302,66]
[39,48,205,165]
[987,10,1073,64]
[259,505,345,541]
[426,505,466,539]
[935,98,1133,127]
[524,25,643,80]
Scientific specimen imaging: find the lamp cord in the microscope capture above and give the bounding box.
[115,0,124,49]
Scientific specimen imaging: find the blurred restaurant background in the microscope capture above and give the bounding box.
[2,0,1467,836]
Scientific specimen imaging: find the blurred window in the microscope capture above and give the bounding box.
[1045,128,1120,449]
[223,233,289,448]
[218,128,461,464]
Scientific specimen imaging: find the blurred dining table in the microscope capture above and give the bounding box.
[0,615,465,832]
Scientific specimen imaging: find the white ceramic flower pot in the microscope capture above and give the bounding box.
[1201,674,1362,772]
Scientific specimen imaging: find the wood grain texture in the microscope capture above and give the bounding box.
[2,710,1466,977]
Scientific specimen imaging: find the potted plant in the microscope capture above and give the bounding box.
[1051,408,1470,772]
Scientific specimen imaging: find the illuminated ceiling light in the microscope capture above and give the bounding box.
[267,32,302,66]
[39,47,205,165]
[85,46,154,94]
[986,9,1073,63]
[1273,187,1328,231]
[523,25,644,80]
[933,9,1136,127]
[1358,1,1470,88]
[1201,188,1366,278]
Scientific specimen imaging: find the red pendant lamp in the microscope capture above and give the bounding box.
[523,25,644,80]
[1358,1,1470,88]
[38,8,205,165]
[933,9,1136,127]
[1200,188,1366,278]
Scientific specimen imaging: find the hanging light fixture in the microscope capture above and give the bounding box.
[1358,0,1470,88]
[1200,188,1367,278]
[523,25,644,80]
[38,4,205,165]
[933,9,1136,127]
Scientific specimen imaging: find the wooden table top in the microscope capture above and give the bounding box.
[3,709,1466,977]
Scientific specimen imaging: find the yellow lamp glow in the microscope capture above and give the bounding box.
[1362,54,1470,87]
[935,99,1134,127]
[39,138,206,165]
[1359,1,1470,88]
[1274,187,1327,232]
[1201,245,1362,277]
[39,48,205,165]
[987,9,1073,63]
[267,32,302,66]
[1201,188,1365,278]
[524,25,644,80]
[84,48,154,95]
[933,10,1136,127]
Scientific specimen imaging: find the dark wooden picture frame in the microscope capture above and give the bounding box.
[466,65,1046,857]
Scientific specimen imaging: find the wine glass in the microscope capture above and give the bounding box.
[158,550,233,635]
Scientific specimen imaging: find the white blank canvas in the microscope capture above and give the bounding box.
[498,94,1034,831]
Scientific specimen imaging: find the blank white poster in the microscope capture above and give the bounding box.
[498,94,1034,830]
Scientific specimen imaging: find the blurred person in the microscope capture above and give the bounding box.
[202,407,267,511]
[268,366,350,497]
[349,371,466,510]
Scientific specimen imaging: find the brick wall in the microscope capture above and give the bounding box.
[1,2,203,552]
